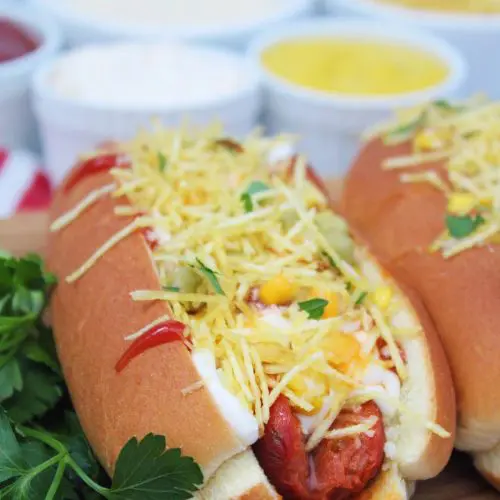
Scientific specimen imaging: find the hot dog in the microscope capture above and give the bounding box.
[48,126,455,499]
[342,98,500,489]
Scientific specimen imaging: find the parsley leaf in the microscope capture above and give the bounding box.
[195,259,225,296]
[355,291,368,306]
[446,214,485,239]
[158,153,168,173]
[241,181,270,213]
[0,409,25,482]
[3,362,63,424]
[0,254,62,421]
[108,433,203,500]
[383,111,426,145]
[299,299,329,320]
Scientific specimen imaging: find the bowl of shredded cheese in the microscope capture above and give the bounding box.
[325,0,500,99]
[29,0,315,51]
[32,42,261,185]
[249,18,466,176]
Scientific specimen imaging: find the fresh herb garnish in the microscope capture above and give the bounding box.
[355,291,368,306]
[0,252,204,499]
[299,298,329,320]
[0,411,202,499]
[241,181,270,213]
[384,111,426,145]
[433,99,465,113]
[0,253,62,423]
[108,433,202,499]
[446,214,485,239]
[163,286,180,293]
[158,153,168,173]
[195,259,225,295]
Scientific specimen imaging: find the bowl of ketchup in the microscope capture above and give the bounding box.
[0,4,61,150]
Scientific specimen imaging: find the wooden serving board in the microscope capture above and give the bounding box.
[0,179,498,500]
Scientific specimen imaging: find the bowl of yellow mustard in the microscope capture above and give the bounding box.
[248,18,466,176]
[326,0,500,99]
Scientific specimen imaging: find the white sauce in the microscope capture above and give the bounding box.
[361,364,401,418]
[192,349,259,447]
[50,0,291,28]
[259,309,291,330]
[47,43,254,109]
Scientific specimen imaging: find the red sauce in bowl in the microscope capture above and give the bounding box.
[0,18,39,64]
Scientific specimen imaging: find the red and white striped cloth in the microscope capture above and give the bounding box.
[0,148,52,218]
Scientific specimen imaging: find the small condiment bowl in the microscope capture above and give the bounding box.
[0,4,61,150]
[325,0,500,99]
[248,18,466,177]
[30,0,315,50]
[32,41,261,185]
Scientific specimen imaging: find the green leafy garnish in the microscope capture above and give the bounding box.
[158,153,168,173]
[108,433,202,499]
[355,291,368,306]
[299,299,329,320]
[383,111,426,145]
[241,181,270,213]
[446,214,485,239]
[433,99,465,113]
[195,259,225,295]
[0,253,62,422]
[0,411,202,500]
[163,286,180,293]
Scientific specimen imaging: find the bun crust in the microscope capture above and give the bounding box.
[343,138,500,479]
[48,172,245,478]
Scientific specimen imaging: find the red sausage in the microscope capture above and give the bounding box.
[254,398,385,500]
[312,401,385,499]
[253,395,309,499]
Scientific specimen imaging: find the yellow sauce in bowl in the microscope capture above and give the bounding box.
[261,37,449,97]
[378,0,500,13]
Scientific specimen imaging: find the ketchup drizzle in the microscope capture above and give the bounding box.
[65,153,128,192]
[115,320,187,373]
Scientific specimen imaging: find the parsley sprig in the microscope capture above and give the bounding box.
[0,253,203,499]
[240,181,270,213]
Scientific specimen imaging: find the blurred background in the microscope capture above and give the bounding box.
[1,0,499,217]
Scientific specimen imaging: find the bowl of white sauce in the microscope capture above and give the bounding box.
[32,42,261,184]
[29,0,315,50]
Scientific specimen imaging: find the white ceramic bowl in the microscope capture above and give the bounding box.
[248,18,466,177]
[29,0,315,51]
[32,42,262,185]
[0,4,61,150]
[325,0,500,99]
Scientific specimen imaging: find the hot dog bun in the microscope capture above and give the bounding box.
[343,138,500,486]
[48,150,454,498]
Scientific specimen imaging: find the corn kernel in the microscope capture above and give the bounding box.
[372,286,393,310]
[414,130,442,151]
[288,376,308,394]
[259,275,297,305]
[323,333,360,365]
[447,192,477,215]
[322,292,339,319]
